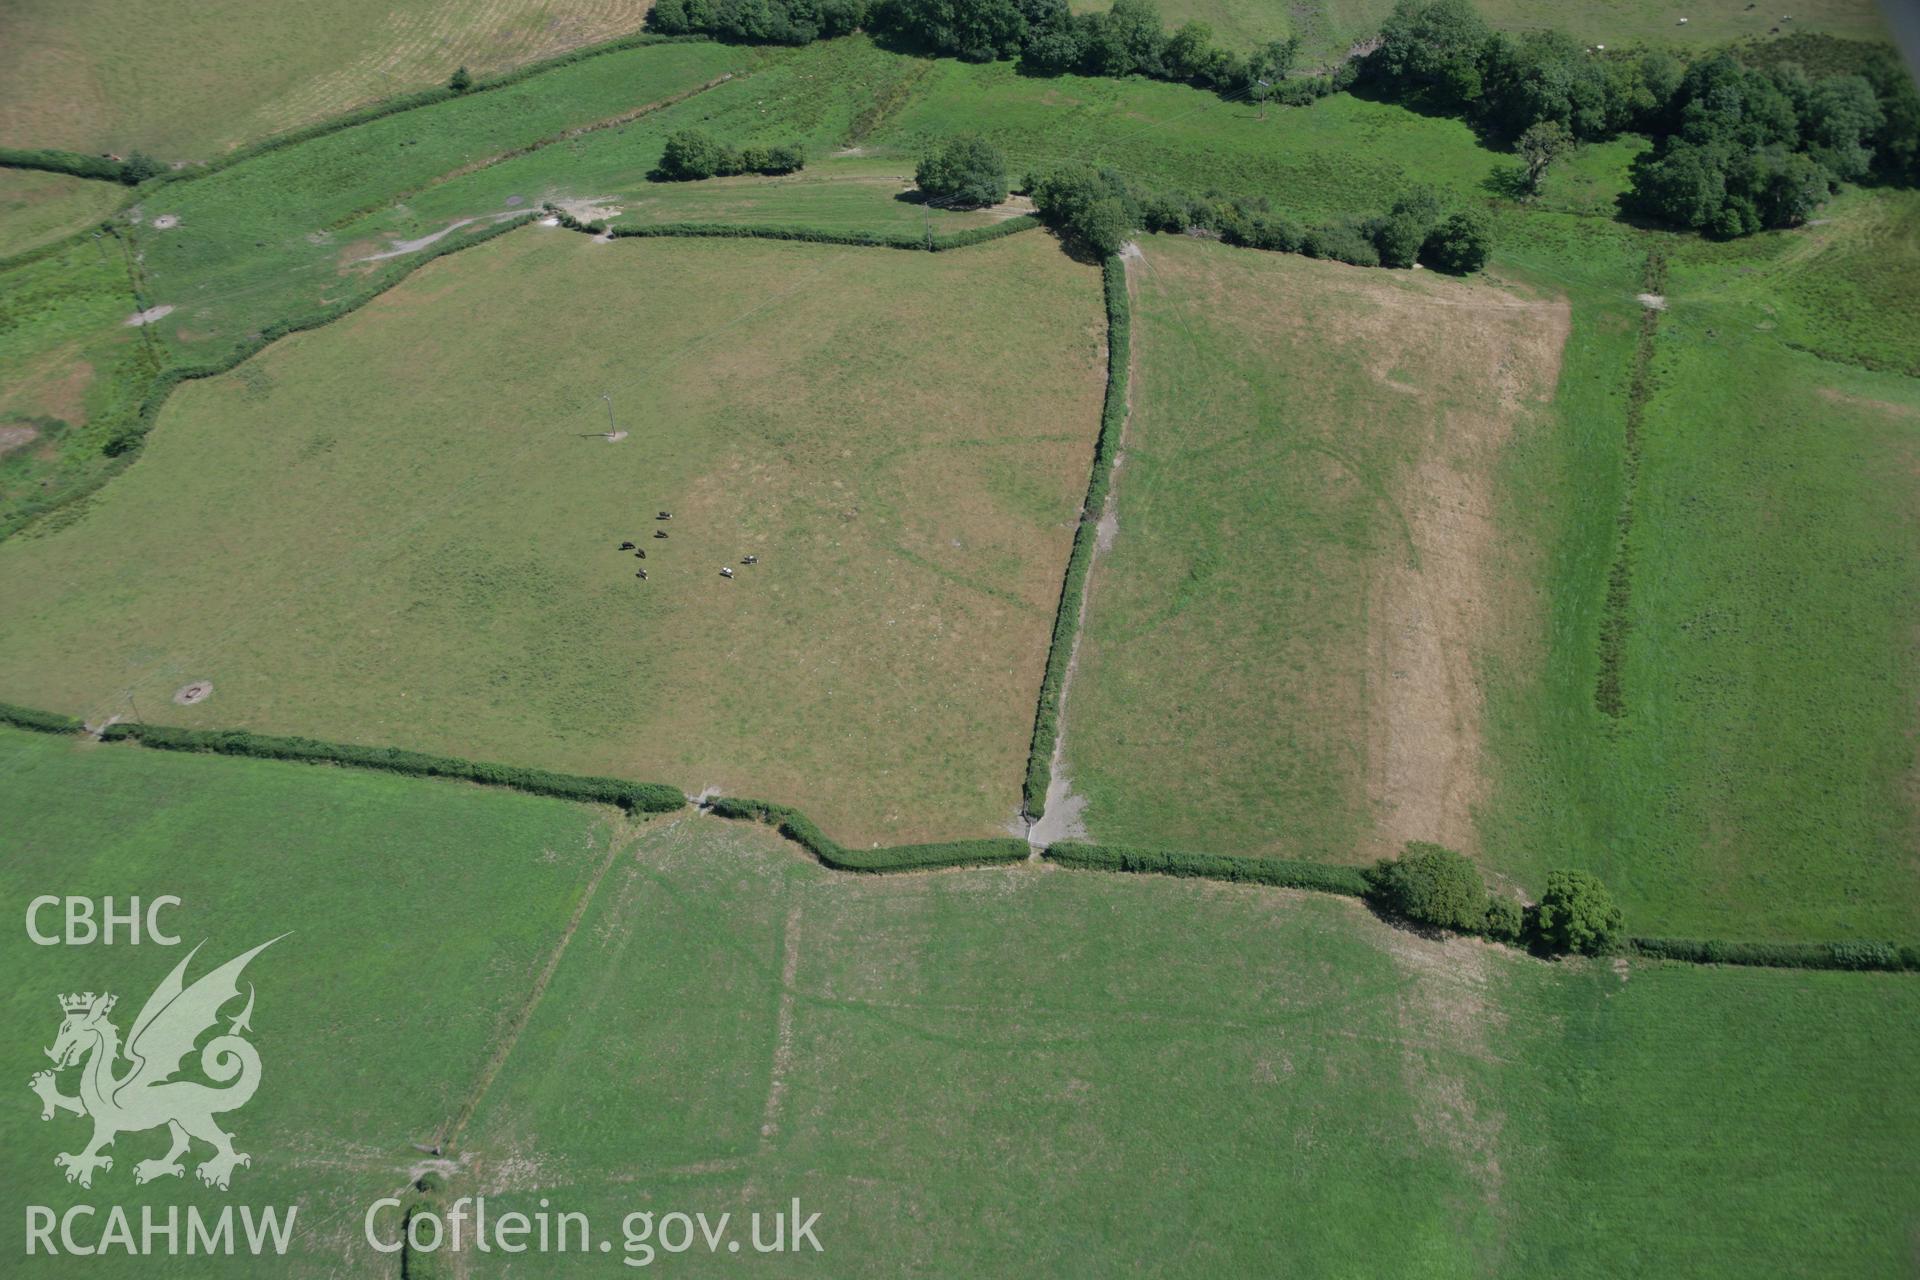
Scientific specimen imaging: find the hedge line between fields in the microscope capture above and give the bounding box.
[550,207,1042,251]
[1631,936,1918,973]
[703,796,1029,872]
[90,721,686,812]
[12,687,1916,976]
[82,33,716,190]
[0,147,130,184]
[0,701,87,735]
[1042,840,1371,896]
[1021,252,1130,819]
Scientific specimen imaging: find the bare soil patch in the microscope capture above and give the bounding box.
[1348,274,1569,859]
[172,680,213,705]
[0,425,40,458]
[1818,386,1919,420]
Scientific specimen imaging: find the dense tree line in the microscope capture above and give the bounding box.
[646,0,1920,238]
[1363,0,1920,234]
[648,0,1353,104]
[1367,842,1626,954]
[1027,163,1491,271]
[0,146,164,185]
[654,129,806,179]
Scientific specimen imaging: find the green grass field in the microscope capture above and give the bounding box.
[1,18,1917,1273]
[1068,0,1890,60]
[0,233,151,535]
[0,228,1105,844]
[0,0,660,161]
[1065,222,1919,939]
[0,169,126,261]
[1462,201,1920,940]
[873,55,1510,223]
[615,155,1031,231]
[0,723,620,1275]
[3,727,1913,1275]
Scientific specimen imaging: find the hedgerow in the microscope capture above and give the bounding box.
[125,33,717,186]
[1631,936,1917,973]
[95,722,685,812]
[0,147,138,184]
[1042,841,1372,896]
[647,0,1348,110]
[1031,166,1490,271]
[547,208,1041,251]
[654,130,806,180]
[704,796,1029,872]
[0,695,1913,974]
[1021,253,1129,818]
[0,701,86,735]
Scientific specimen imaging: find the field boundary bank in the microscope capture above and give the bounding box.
[0,34,732,276]
[1020,251,1131,820]
[0,34,721,188]
[549,206,1043,251]
[440,816,646,1150]
[1593,246,1666,719]
[1,211,535,541]
[5,700,1912,973]
[329,69,751,234]
[0,702,682,813]
[4,174,1039,545]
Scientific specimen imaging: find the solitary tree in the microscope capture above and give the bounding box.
[916,136,1010,208]
[1534,869,1624,955]
[1421,208,1493,272]
[1368,842,1486,932]
[1516,119,1573,194]
[1373,184,1442,267]
[448,65,473,92]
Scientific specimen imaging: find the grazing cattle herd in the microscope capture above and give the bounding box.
[616,512,757,585]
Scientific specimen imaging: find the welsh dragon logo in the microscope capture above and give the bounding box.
[29,937,283,1191]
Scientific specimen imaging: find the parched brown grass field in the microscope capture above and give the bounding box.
[0,228,1107,842]
[0,0,657,160]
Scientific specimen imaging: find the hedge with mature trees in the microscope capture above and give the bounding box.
[1361,0,1919,234]
[648,0,1351,105]
[0,147,162,185]
[646,0,1920,238]
[1029,165,1491,271]
[655,129,806,179]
